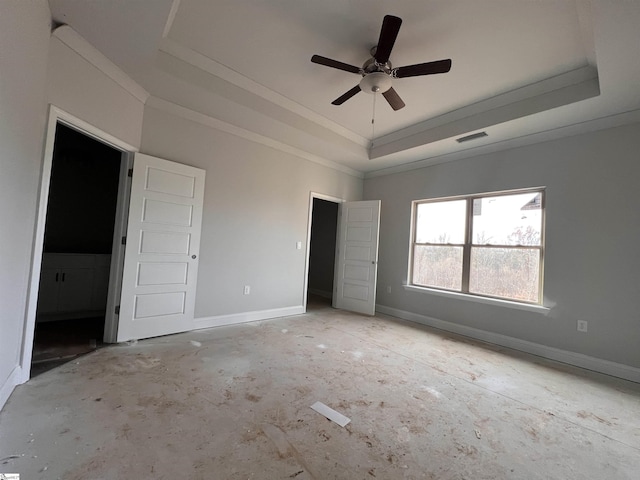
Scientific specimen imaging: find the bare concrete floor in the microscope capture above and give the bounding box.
[2,302,640,479]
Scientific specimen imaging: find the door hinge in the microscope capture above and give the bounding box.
[115,305,120,315]
[121,236,126,245]
[128,168,133,177]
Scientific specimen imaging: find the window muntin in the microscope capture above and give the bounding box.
[411,189,544,304]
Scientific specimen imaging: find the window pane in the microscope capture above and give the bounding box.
[412,245,463,290]
[416,200,466,244]
[472,193,542,246]
[469,247,540,302]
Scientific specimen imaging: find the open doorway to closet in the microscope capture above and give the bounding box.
[31,123,123,375]
[306,197,339,311]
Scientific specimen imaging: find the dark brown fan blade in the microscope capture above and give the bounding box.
[382,87,405,111]
[374,15,402,64]
[393,59,452,78]
[331,85,362,105]
[311,55,361,74]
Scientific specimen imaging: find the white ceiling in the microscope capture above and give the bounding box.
[48,0,640,176]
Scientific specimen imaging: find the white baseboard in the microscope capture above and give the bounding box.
[376,304,640,384]
[194,305,305,330]
[0,365,23,412]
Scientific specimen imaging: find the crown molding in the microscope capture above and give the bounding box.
[52,25,149,104]
[370,65,600,159]
[159,38,367,148]
[365,108,640,178]
[146,96,364,179]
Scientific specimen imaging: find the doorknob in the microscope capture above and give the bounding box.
[192,255,197,259]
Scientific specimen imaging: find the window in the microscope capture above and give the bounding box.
[410,188,544,304]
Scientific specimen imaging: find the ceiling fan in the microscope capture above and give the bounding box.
[311,15,452,111]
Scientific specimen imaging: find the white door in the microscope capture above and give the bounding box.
[333,200,381,315]
[117,153,205,342]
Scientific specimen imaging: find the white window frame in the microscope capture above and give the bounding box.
[408,188,545,306]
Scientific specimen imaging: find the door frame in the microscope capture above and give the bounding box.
[20,105,137,382]
[302,192,344,312]
[103,151,133,343]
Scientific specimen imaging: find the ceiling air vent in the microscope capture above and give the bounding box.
[456,131,488,143]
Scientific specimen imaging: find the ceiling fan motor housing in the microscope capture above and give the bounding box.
[363,51,392,73]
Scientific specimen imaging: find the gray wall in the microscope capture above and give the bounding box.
[364,123,640,369]
[1,15,147,409]
[0,1,51,405]
[46,34,144,149]
[141,106,362,318]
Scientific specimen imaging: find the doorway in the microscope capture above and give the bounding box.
[306,196,340,311]
[31,123,124,375]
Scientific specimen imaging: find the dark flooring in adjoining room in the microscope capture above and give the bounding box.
[30,317,104,377]
[305,293,332,311]
[2,304,640,479]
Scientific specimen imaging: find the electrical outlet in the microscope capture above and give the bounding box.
[577,320,588,332]
[243,285,250,295]
[386,286,392,293]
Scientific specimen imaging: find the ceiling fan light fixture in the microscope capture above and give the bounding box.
[359,72,392,94]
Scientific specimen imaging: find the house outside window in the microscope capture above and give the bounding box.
[410,188,545,304]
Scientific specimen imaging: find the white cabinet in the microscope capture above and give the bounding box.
[37,253,111,320]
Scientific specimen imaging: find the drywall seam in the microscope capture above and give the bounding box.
[376,304,640,384]
[194,305,305,330]
[146,96,364,179]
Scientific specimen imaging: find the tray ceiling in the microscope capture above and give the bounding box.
[49,0,640,175]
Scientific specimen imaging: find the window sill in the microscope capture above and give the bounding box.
[402,285,550,315]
